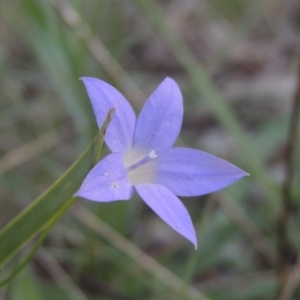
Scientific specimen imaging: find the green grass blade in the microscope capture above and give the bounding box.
[0,110,114,268]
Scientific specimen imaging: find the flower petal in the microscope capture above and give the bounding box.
[155,147,248,197]
[133,77,183,152]
[135,183,197,247]
[81,77,136,154]
[75,153,134,202]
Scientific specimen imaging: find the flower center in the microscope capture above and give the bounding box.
[123,148,157,185]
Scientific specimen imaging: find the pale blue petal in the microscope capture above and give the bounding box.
[81,77,136,154]
[133,77,183,152]
[135,183,197,247]
[155,147,248,197]
[75,153,134,202]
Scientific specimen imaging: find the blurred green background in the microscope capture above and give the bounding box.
[1,0,300,299]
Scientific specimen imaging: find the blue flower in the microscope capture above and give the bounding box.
[75,77,248,247]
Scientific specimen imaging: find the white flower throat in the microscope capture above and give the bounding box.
[123,148,157,185]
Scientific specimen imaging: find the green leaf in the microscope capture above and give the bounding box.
[0,109,114,268]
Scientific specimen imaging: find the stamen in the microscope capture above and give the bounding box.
[123,148,158,185]
[127,160,155,184]
[123,148,145,169]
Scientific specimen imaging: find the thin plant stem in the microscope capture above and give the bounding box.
[277,57,300,296]
[49,0,145,111]
[279,254,300,300]
[36,247,88,300]
[73,205,212,300]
